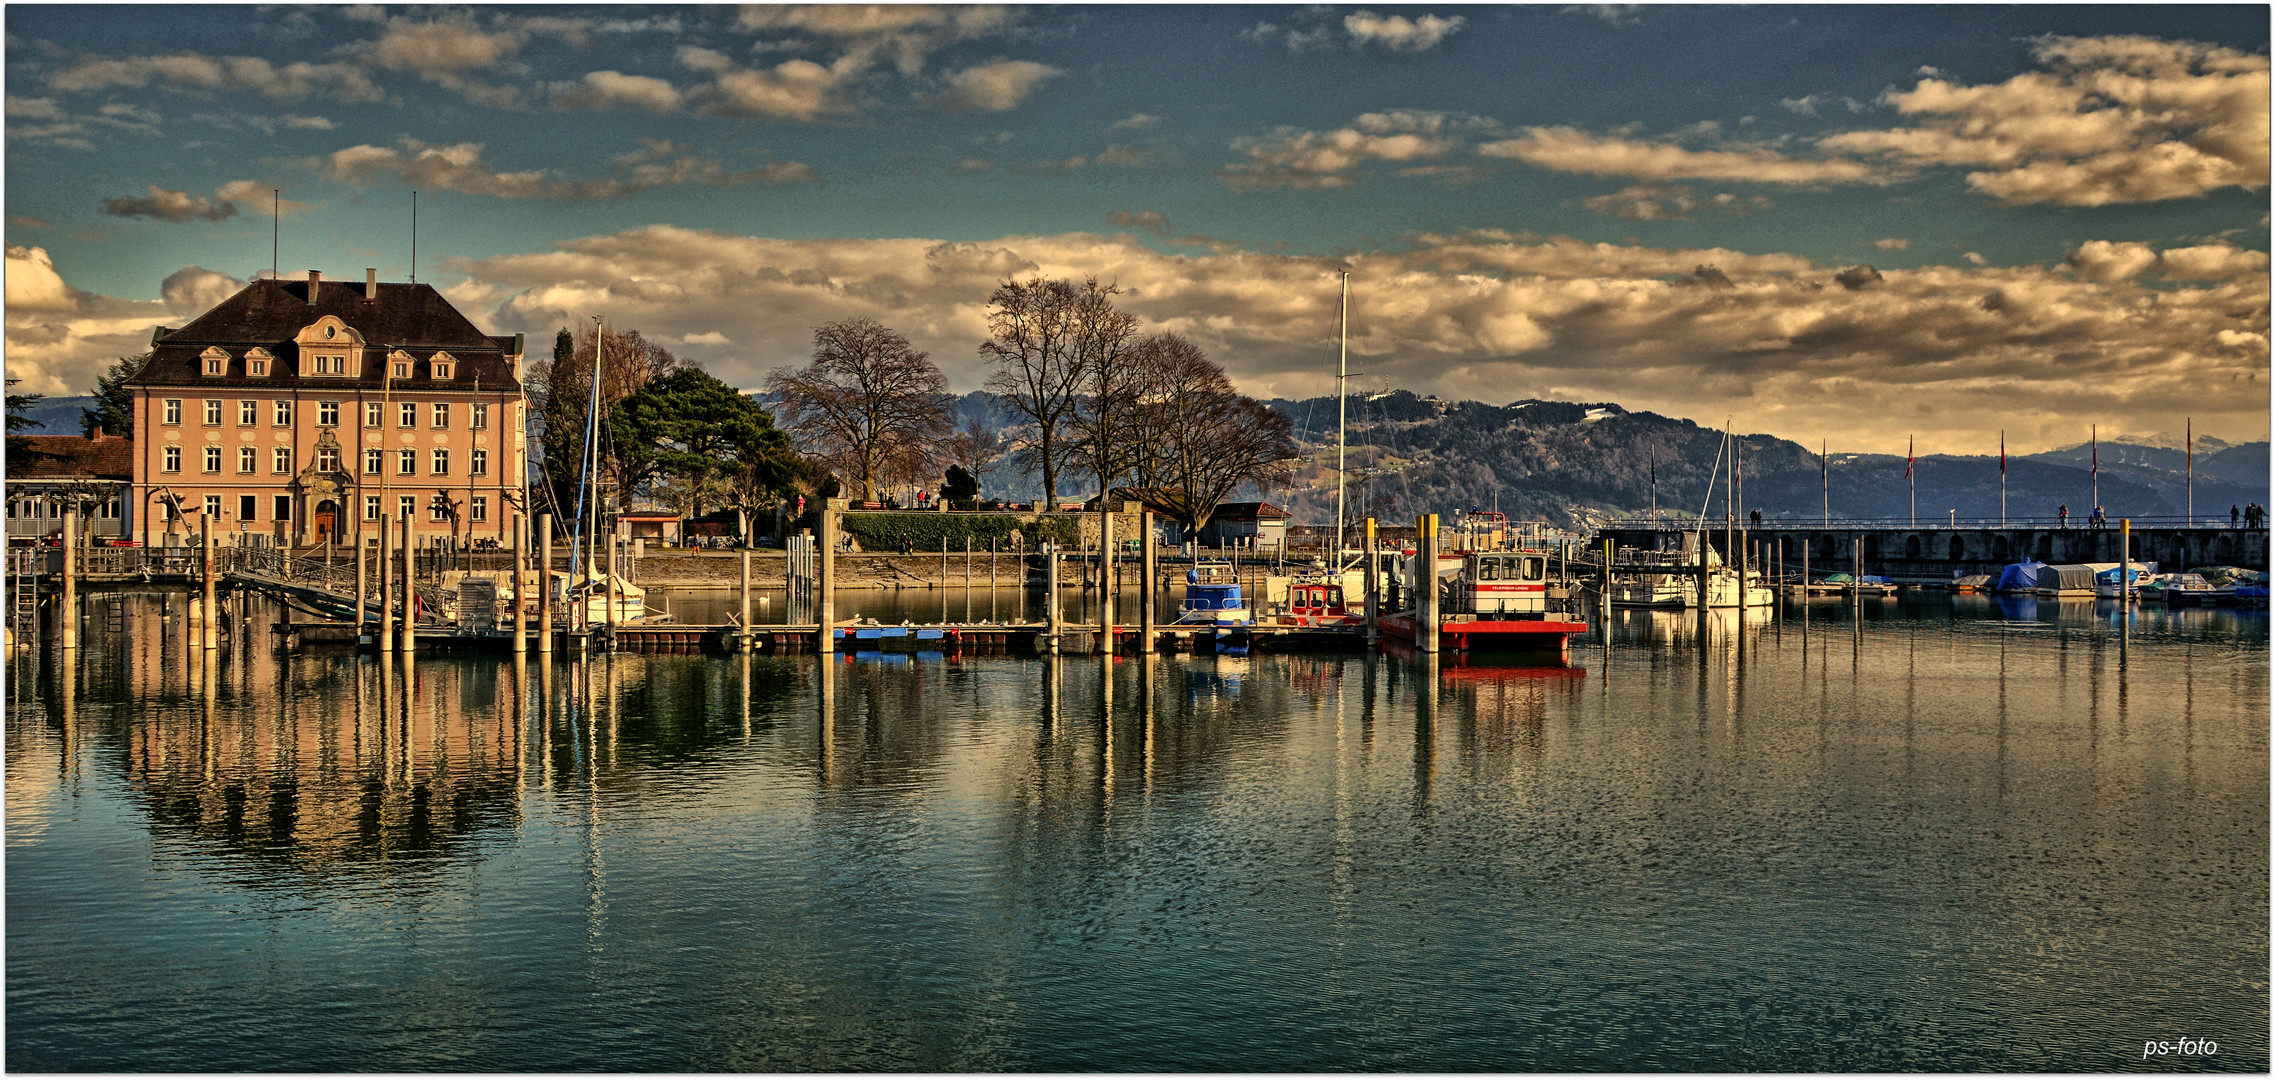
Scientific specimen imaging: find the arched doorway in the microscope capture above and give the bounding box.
[1905,535,1922,559]
[1948,536,1965,560]
[313,499,338,542]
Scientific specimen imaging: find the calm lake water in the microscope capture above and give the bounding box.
[7,590,2267,1071]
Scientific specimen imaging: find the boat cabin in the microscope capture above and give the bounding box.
[1284,581,1349,625]
[1179,561,1251,625]
[1456,552,1549,615]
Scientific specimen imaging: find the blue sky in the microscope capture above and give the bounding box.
[6,4,2268,453]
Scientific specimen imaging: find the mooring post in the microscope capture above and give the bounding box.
[512,509,527,655]
[2120,518,2132,607]
[59,507,78,651]
[1696,531,1711,646]
[1363,517,1380,646]
[1417,513,1439,654]
[538,514,553,654]
[399,512,416,655]
[1045,546,1061,655]
[739,548,752,650]
[201,515,218,650]
[817,499,838,654]
[1603,537,1614,649]
[1098,508,1115,654]
[378,515,393,648]
[355,529,368,631]
[1140,510,1156,655]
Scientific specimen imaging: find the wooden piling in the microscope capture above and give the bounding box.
[1140,510,1156,655]
[399,513,415,654]
[1416,513,1438,654]
[378,515,393,647]
[1098,508,1114,654]
[1363,517,1379,645]
[201,515,217,650]
[739,548,752,649]
[817,499,837,653]
[59,508,78,651]
[538,514,553,653]
[1045,547,1061,655]
[512,509,527,654]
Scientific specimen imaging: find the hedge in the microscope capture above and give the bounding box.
[838,512,1079,552]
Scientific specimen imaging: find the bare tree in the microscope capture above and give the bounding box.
[945,413,1004,475]
[1065,278,1146,496]
[979,278,1085,506]
[767,319,953,503]
[1133,336,1301,539]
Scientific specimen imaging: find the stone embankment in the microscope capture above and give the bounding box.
[601,550,1045,589]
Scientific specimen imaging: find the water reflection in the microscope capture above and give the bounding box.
[5,588,2268,1071]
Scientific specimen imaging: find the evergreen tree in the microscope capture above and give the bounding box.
[79,353,146,438]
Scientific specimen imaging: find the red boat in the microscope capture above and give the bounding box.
[1383,549,1589,658]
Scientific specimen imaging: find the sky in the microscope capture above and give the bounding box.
[5,3,2269,454]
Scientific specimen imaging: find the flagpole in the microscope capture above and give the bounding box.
[1999,430,2006,527]
[1821,439,1829,527]
[2091,424,2099,514]
[2186,418,2194,526]
[1907,435,1915,528]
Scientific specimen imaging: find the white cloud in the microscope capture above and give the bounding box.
[1872,237,1911,251]
[160,265,245,317]
[371,20,523,75]
[694,54,865,121]
[1580,183,1770,221]
[98,184,237,223]
[678,330,732,347]
[736,5,1016,77]
[1818,35,2269,206]
[2065,239,2157,283]
[554,70,685,114]
[934,60,1061,112]
[1221,111,1476,191]
[49,52,384,104]
[1963,252,1990,266]
[433,225,2270,453]
[1480,125,1897,185]
[1343,11,1465,52]
[1561,5,1641,28]
[2159,242,2270,281]
[3,245,171,396]
[215,180,313,217]
[310,139,816,200]
[1109,113,1160,131]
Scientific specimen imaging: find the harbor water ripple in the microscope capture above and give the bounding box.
[6,591,2267,1071]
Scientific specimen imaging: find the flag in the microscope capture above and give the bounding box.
[1904,437,1914,480]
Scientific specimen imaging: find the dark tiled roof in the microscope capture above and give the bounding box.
[128,275,521,392]
[1213,501,1288,519]
[5,434,134,481]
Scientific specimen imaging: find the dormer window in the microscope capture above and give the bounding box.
[246,347,273,377]
[393,361,409,379]
[200,346,229,376]
[293,317,364,380]
[428,351,457,381]
[432,361,453,380]
[249,359,267,376]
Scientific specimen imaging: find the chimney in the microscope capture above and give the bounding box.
[91,426,104,441]
[365,268,378,303]
[307,269,321,306]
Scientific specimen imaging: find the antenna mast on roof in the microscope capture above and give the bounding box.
[271,189,279,280]
[410,190,418,284]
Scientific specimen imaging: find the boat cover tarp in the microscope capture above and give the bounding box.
[1995,561,2046,591]
[2036,564,2100,593]
[2094,564,2157,585]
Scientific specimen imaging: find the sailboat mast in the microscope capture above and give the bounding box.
[1334,270,1349,560]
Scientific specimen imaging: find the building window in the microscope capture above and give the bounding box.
[249,359,267,376]
[471,403,488,429]
[203,446,221,473]
[204,495,222,519]
[318,401,339,427]
[273,400,292,426]
[100,498,119,520]
[273,446,293,474]
[205,357,225,376]
[365,496,381,521]
[470,496,488,523]
[163,399,181,425]
[274,495,292,522]
[316,447,339,473]
[398,449,416,476]
[399,402,416,428]
[471,448,488,476]
[399,495,416,521]
[365,401,383,428]
[431,448,450,476]
[239,399,257,426]
[162,446,181,472]
[240,495,258,521]
[238,446,257,473]
[433,361,453,380]
[393,361,409,379]
[364,448,383,475]
[432,403,450,429]
[311,355,344,375]
[204,400,222,425]
[430,499,450,523]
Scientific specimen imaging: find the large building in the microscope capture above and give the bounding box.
[127,269,526,548]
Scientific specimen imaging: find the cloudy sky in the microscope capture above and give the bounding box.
[6,4,2268,453]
